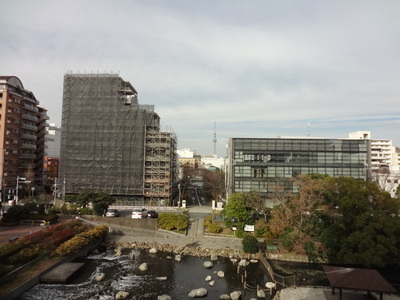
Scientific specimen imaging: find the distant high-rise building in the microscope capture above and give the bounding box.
[177,148,201,169]
[59,73,177,204]
[45,123,61,158]
[43,123,61,181]
[349,131,399,197]
[0,76,48,200]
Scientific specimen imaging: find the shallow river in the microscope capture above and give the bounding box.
[18,248,270,300]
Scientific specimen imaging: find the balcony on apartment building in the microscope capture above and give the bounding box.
[20,123,37,131]
[20,143,36,150]
[22,103,39,113]
[20,133,37,140]
[21,113,38,122]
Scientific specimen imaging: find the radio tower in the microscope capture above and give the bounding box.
[213,122,217,156]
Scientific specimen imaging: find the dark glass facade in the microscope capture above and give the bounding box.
[227,138,371,205]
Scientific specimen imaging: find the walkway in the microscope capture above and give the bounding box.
[103,205,244,252]
[276,286,400,300]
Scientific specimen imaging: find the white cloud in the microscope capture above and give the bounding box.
[0,0,399,156]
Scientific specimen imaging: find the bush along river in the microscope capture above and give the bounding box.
[18,246,271,300]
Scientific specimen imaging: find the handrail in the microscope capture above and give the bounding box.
[259,250,296,288]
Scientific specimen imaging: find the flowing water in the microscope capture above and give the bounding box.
[18,248,270,300]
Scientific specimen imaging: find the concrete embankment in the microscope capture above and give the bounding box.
[2,238,103,300]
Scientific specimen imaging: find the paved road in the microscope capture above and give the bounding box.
[0,225,43,245]
[276,286,400,300]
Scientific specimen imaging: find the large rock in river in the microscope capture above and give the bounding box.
[139,263,148,271]
[188,287,208,298]
[115,291,129,300]
[230,291,242,300]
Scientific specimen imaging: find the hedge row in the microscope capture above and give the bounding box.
[157,213,189,234]
[55,225,108,256]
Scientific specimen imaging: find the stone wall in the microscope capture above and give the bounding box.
[108,240,258,261]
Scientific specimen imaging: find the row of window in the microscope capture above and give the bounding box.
[233,139,368,152]
[234,180,293,193]
[236,152,367,164]
[234,166,365,178]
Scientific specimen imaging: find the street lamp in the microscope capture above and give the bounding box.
[16,176,30,204]
[265,282,276,295]
[178,183,181,207]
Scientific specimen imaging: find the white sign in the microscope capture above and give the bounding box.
[244,225,254,232]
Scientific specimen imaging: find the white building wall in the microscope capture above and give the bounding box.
[201,154,225,169]
[177,148,195,158]
[349,131,400,197]
[348,131,394,171]
[45,123,61,158]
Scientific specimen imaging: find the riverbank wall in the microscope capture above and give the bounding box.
[2,238,103,300]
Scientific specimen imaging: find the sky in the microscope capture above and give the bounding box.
[1,0,399,157]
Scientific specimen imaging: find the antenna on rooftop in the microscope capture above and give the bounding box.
[307,122,311,136]
[213,122,217,156]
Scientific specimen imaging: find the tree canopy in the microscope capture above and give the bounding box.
[223,192,254,229]
[268,175,400,267]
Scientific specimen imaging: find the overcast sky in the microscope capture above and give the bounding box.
[1,1,399,157]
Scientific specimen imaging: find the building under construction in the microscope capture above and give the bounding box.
[59,73,177,205]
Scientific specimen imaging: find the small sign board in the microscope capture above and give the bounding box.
[244,225,254,232]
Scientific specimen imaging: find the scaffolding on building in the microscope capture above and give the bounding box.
[60,73,176,201]
[144,125,178,206]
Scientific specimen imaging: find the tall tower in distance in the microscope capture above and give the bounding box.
[213,121,217,156]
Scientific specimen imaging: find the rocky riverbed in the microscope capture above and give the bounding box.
[20,244,269,300]
[107,240,260,261]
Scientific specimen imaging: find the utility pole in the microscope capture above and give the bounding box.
[1,179,5,217]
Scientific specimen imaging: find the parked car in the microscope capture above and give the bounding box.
[106,209,120,217]
[147,210,159,219]
[132,208,148,219]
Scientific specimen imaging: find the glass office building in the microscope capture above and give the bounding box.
[226,137,371,206]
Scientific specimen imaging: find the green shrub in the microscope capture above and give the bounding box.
[158,213,189,233]
[24,202,38,214]
[60,204,79,214]
[206,222,223,233]
[38,204,46,214]
[8,247,41,265]
[47,206,60,215]
[242,234,259,254]
[2,205,30,223]
[235,229,245,238]
[80,207,93,215]
[204,215,212,227]
[55,225,108,256]
[0,239,29,261]
[29,214,58,223]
